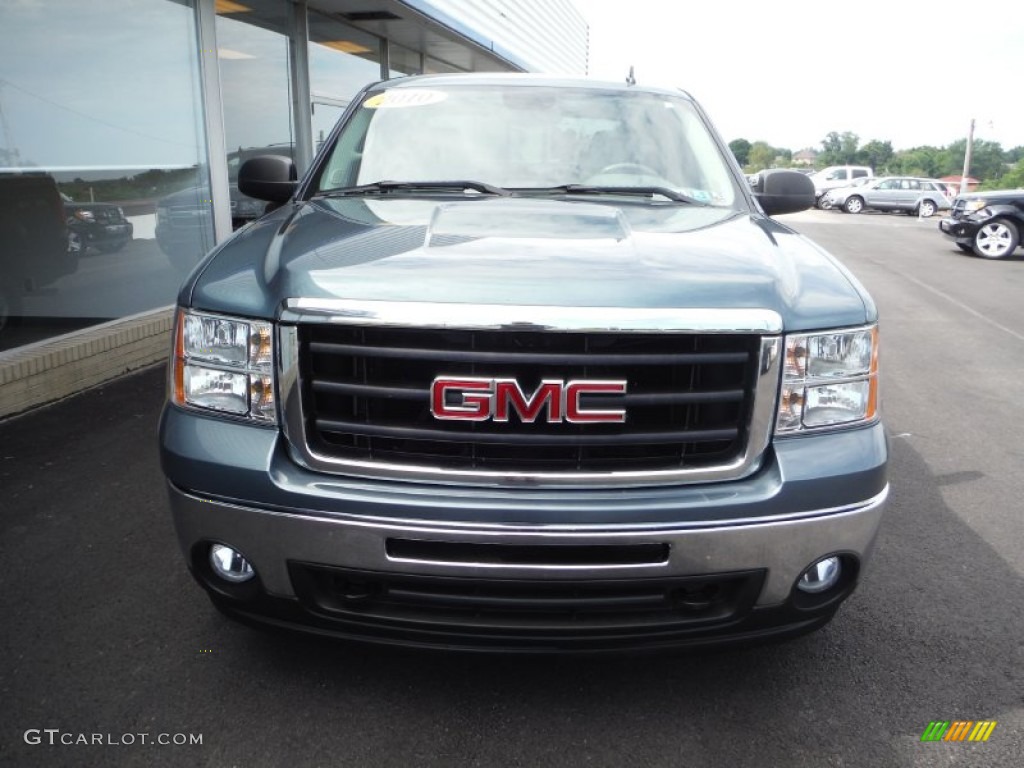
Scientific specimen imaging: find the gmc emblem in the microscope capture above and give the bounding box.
[430,377,627,424]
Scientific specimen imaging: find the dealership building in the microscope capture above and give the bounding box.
[0,0,588,416]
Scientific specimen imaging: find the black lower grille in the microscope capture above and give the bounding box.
[289,564,766,642]
[297,324,761,474]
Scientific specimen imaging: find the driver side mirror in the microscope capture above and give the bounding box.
[749,169,816,216]
[238,155,297,204]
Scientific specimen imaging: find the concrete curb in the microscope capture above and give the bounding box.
[0,307,174,419]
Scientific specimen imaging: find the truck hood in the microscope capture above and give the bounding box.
[187,196,872,331]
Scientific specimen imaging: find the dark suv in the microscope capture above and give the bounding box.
[62,194,133,254]
[159,74,887,652]
[940,190,1023,259]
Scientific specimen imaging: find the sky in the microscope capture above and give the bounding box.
[573,0,1023,153]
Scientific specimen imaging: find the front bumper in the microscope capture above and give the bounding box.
[161,407,888,651]
[939,216,979,243]
[73,221,133,247]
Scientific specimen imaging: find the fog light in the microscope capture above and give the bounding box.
[209,544,255,583]
[797,556,841,594]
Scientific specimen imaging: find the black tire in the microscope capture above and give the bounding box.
[972,219,1019,260]
[844,196,864,214]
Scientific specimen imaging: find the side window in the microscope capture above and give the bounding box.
[852,169,867,178]
[901,179,920,190]
[877,179,896,190]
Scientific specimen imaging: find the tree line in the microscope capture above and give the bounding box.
[729,133,1024,190]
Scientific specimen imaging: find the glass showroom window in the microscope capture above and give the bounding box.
[0,0,211,351]
[215,0,297,239]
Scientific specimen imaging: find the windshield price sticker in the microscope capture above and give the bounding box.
[363,90,448,109]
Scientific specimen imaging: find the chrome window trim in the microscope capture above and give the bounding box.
[277,302,783,488]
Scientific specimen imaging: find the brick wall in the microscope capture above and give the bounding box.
[0,308,173,419]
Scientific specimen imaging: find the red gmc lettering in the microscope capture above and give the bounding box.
[430,377,626,423]
[431,378,492,420]
[565,381,628,423]
[494,380,562,422]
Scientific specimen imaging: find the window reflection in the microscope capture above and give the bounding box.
[215,2,296,233]
[308,13,383,116]
[0,0,210,350]
[389,43,422,77]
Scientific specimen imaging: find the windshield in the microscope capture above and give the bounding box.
[313,84,741,207]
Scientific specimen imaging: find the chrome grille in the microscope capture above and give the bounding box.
[297,326,758,473]
[279,301,782,487]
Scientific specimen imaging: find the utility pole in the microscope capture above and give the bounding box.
[960,118,975,196]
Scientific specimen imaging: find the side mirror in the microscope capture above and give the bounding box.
[750,169,816,216]
[238,155,297,204]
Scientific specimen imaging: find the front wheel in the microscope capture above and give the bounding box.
[844,196,864,214]
[819,197,833,210]
[973,219,1019,259]
[917,199,937,218]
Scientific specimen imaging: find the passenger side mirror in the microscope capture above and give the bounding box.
[750,169,816,216]
[238,155,297,204]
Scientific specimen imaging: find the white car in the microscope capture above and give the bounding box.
[810,165,874,206]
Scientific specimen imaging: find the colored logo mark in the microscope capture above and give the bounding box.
[921,721,997,742]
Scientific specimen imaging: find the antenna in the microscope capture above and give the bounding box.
[626,66,636,87]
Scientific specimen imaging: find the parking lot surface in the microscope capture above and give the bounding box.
[2,210,1023,767]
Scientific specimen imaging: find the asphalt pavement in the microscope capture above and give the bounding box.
[2,210,1023,768]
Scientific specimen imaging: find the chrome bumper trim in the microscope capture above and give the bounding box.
[169,484,887,605]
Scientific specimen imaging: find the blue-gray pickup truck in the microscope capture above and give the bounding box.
[158,74,887,652]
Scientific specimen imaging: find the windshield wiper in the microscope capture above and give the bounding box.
[515,184,708,205]
[319,180,510,197]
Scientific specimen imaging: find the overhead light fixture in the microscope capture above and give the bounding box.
[215,0,251,13]
[342,11,401,21]
[218,48,256,60]
[319,40,374,55]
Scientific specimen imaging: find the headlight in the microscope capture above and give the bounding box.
[962,199,988,214]
[73,209,95,222]
[776,325,878,433]
[170,309,276,423]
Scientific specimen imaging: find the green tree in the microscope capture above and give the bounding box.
[890,146,943,178]
[747,141,777,171]
[856,140,893,173]
[980,158,1024,190]
[943,139,1006,181]
[728,138,751,167]
[1005,146,1024,164]
[819,131,860,165]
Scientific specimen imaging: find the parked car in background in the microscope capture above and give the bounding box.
[155,144,294,271]
[828,177,951,217]
[818,176,873,210]
[940,190,1024,259]
[810,165,873,206]
[61,194,133,254]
